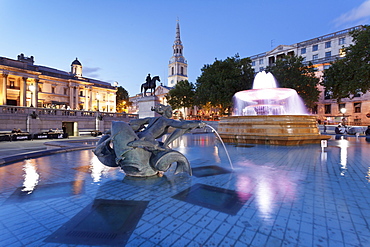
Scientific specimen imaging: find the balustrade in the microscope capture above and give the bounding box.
[0,105,138,119]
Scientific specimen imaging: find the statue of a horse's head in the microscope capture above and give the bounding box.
[152,76,160,82]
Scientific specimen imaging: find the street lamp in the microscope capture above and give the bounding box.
[29,83,35,107]
[96,93,100,111]
[340,107,347,125]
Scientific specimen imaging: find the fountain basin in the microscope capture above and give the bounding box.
[218,115,330,145]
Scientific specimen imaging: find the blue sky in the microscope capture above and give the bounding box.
[1,0,369,96]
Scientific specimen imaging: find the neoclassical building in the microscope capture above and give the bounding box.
[0,54,117,112]
[250,25,370,125]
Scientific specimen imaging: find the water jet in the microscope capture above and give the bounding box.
[218,71,330,145]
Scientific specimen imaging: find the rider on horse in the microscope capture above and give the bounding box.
[146,73,151,85]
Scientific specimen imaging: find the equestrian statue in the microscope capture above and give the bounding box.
[141,74,160,96]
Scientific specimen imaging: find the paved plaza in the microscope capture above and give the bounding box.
[0,133,369,246]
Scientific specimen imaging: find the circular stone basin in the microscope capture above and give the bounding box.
[234,88,297,102]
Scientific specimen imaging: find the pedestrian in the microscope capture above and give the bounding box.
[365,125,370,136]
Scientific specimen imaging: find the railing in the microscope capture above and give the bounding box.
[0,105,139,119]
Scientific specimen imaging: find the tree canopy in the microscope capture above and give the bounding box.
[116,86,130,113]
[195,54,255,114]
[322,25,370,102]
[165,80,195,110]
[266,55,320,110]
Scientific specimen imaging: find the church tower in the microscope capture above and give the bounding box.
[168,20,188,87]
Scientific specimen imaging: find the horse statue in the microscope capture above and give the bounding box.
[141,76,160,96]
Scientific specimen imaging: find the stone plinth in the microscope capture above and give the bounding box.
[138,95,160,118]
[218,115,330,145]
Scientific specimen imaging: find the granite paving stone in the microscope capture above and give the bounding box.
[0,134,369,246]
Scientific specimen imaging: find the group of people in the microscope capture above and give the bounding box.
[334,124,347,134]
[334,124,370,136]
[11,128,23,134]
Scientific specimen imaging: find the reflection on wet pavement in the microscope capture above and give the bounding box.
[0,133,369,246]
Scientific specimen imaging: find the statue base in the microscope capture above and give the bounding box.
[138,95,160,118]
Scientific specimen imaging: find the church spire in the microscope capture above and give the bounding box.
[168,19,188,87]
[175,19,181,43]
[173,20,183,56]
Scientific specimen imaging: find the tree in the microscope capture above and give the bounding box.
[322,25,370,102]
[266,55,320,110]
[116,86,130,113]
[166,80,195,110]
[195,54,255,114]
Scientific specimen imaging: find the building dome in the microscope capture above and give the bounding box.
[71,58,82,66]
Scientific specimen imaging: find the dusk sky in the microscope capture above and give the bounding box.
[1,0,370,96]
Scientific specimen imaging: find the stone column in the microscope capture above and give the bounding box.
[34,79,39,108]
[84,87,89,110]
[69,83,74,109]
[20,77,27,106]
[75,87,79,110]
[0,73,8,105]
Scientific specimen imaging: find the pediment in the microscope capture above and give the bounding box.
[154,86,170,95]
[267,45,296,55]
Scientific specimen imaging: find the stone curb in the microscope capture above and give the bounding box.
[0,141,96,167]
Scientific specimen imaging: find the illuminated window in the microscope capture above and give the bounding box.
[354,103,361,113]
[339,49,346,57]
[9,80,15,89]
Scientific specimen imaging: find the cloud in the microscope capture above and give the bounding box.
[83,66,101,78]
[333,0,370,27]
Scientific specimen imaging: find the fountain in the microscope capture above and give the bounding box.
[93,104,206,177]
[218,71,330,145]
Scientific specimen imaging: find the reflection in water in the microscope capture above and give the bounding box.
[213,145,221,163]
[235,160,298,221]
[338,138,349,176]
[22,159,40,194]
[89,156,113,183]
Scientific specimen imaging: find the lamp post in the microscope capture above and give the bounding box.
[340,108,347,125]
[96,93,100,111]
[29,83,35,107]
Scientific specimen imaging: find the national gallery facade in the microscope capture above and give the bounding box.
[0,54,117,112]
